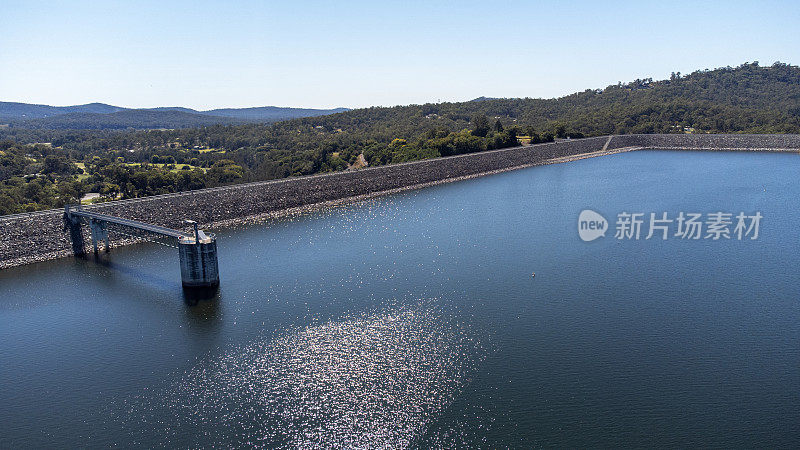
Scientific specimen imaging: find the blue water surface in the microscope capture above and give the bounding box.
[1,150,799,447]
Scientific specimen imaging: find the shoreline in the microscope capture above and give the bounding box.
[3,133,800,270]
[0,145,642,269]
[203,146,644,229]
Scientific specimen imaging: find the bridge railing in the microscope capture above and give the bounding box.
[67,207,186,239]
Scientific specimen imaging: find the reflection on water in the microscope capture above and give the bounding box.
[183,288,222,332]
[182,286,221,305]
[122,301,486,448]
[92,254,176,290]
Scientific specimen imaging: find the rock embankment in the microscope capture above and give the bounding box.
[618,133,800,150]
[1,134,798,268]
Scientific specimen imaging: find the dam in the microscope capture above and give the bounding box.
[2,133,800,270]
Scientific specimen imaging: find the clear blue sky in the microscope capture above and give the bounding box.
[2,0,798,110]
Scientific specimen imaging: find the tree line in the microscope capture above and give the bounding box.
[0,61,798,215]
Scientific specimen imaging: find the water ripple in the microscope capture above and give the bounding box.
[122,301,485,448]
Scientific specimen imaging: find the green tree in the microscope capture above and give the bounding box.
[471,114,490,137]
[42,155,74,175]
[99,182,120,200]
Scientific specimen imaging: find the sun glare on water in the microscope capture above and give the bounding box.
[121,302,486,448]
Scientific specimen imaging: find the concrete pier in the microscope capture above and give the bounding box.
[89,219,110,253]
[63,208,86,256]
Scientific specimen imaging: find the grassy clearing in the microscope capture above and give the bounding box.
[73,162,90,181]
[71,161,207,181]
[124,162,207,173]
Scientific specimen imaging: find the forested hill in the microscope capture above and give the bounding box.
[0,62,798,215]
[13,109,249,130]
[4,61,798,140]
[0,102,125,119]
[275,60,799,139]
[0,103,349,129]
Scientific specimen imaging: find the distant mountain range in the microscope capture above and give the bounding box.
[0,102,349,130]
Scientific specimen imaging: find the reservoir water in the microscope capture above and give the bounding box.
[2,150,799,447]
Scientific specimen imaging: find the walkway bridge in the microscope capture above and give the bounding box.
[63,205,219,288]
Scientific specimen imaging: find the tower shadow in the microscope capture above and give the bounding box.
[182,285,221,306]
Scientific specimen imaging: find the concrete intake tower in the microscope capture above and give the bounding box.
[63,205,220,288]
